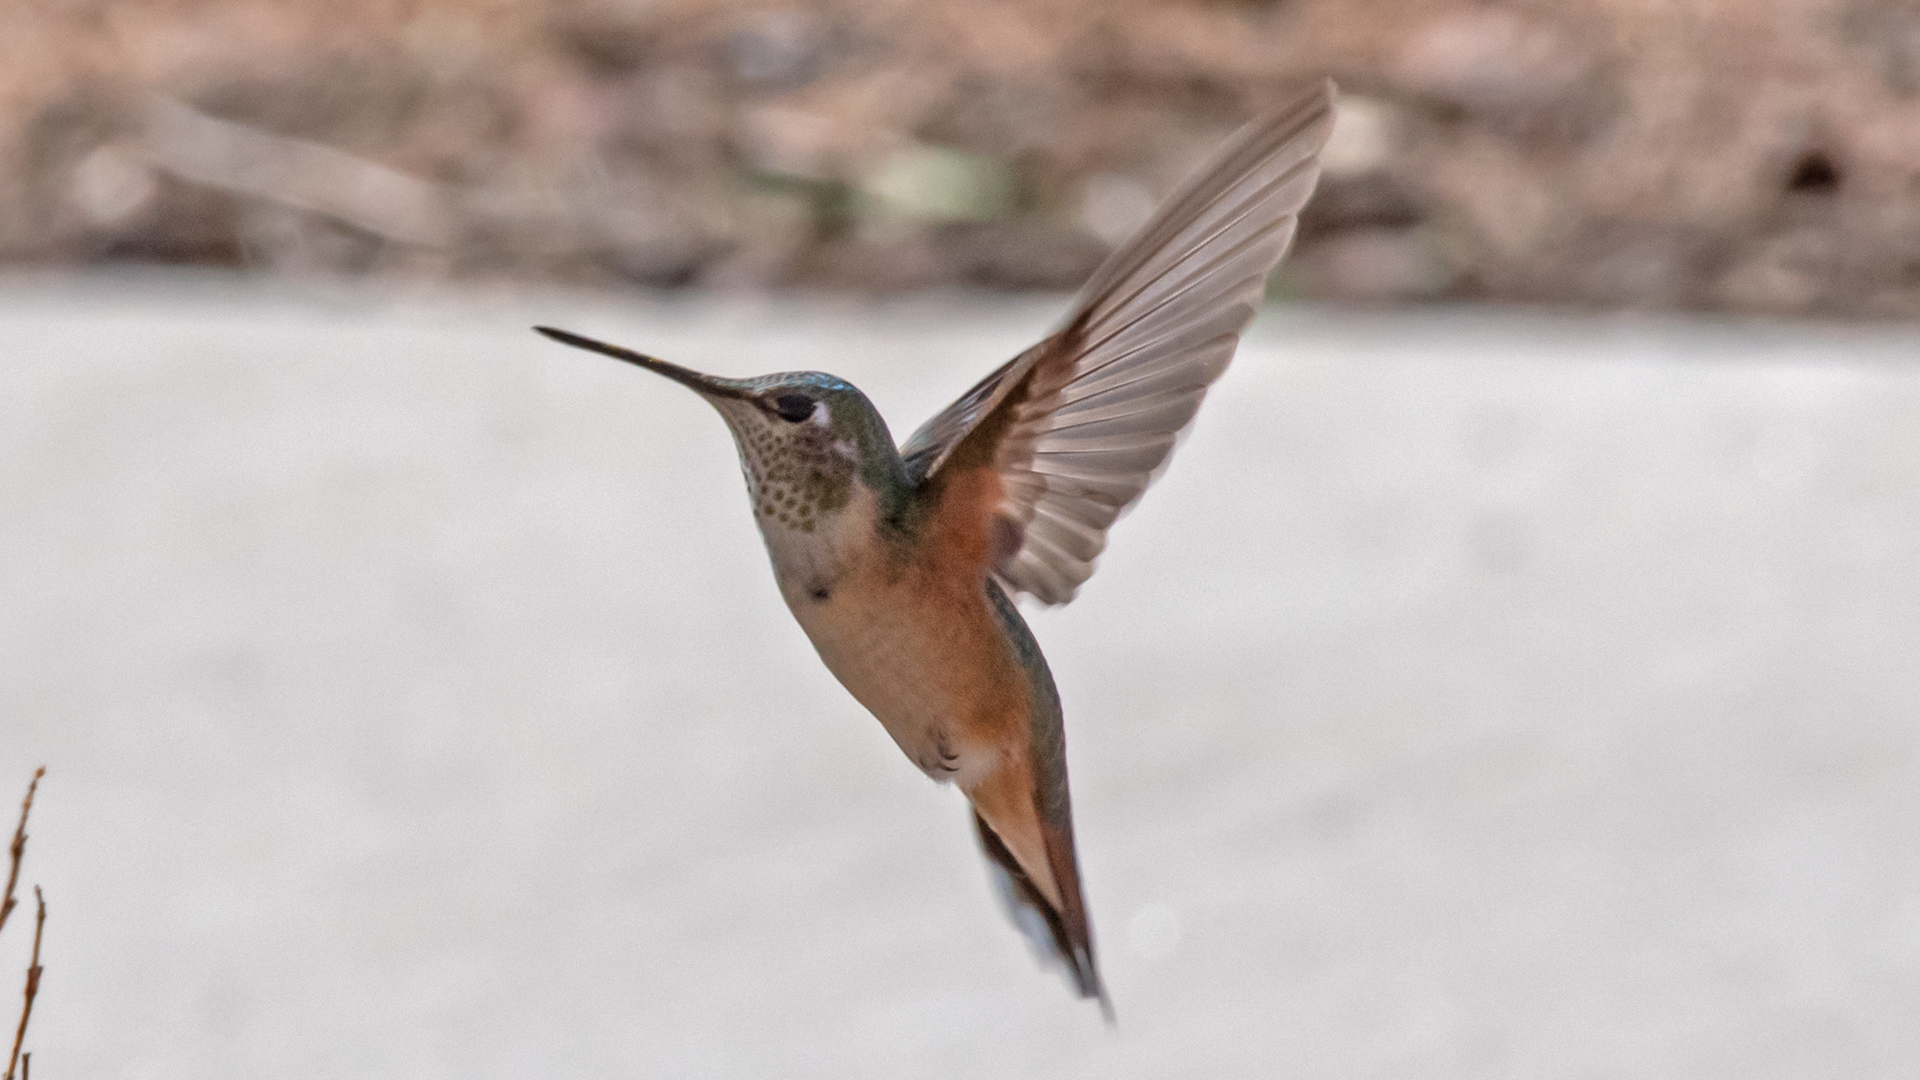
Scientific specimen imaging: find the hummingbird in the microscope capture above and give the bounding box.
[535,81,1334,1017]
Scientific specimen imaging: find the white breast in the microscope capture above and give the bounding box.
[754,483,874,604]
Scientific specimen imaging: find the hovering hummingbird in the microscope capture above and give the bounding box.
[535,81,1333,1016]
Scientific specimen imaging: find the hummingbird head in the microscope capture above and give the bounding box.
[534,327,909,535]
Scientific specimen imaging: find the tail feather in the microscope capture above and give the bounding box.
[974,811,1114,1022]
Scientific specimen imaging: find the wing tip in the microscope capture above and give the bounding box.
[1275,76,1339,163]
[1295,75,1338,121]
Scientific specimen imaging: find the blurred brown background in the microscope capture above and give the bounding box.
[6,0,1919,315]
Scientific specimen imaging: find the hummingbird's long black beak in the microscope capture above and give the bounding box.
[534,326,751,401]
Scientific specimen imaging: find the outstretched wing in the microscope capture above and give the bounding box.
[900,80,1335,604]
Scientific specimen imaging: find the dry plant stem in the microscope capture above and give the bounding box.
[2,888,43,1080]
[0,769,42,937]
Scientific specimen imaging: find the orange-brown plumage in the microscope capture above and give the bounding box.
[913,375,1081,913]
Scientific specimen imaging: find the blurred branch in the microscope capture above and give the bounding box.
[0,769,41,938]
[144,98,456,248]
[2,769,46,1080]
[2,888,42,1080]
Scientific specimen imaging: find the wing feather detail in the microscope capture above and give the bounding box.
[902,80,1335,603]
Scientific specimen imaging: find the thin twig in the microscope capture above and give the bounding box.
[0,769,43,938]
[3,888,43,1080]
[2,771,48,1080]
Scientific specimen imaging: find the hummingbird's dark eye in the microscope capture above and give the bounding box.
[772,394,816,422]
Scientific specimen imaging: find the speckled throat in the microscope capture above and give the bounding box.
[709,385,856,535]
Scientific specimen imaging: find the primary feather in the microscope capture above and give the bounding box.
[901,80,1336,604]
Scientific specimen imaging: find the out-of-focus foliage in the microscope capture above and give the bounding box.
[4,0,1918,315]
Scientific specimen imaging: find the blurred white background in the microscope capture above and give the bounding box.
[2,274,1919,1077]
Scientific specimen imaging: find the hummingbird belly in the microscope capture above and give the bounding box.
[757,484,1027,788]
[788,566,1028,791]
[758,477,1067,912]
[789,568,1066,913]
